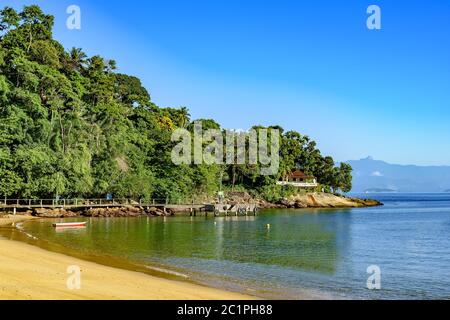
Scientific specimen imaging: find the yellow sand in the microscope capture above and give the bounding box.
[0,217,254,300]
[0,214,36,226]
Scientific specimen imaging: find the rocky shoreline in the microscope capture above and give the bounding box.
[278,192,382,209]
[4,206,174,218]
[1,192,382,218]
[220,191,382,209]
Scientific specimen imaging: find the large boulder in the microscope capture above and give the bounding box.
[33,208,78,217]
[280,192,383,208]
[82,207,147,217]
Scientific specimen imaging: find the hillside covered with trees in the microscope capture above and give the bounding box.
[0,5,352,203]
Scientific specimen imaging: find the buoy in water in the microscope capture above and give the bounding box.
[266,224,271,229]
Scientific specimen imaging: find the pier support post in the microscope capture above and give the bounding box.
[13,207,16,215]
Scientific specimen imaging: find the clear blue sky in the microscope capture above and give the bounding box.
[6,0,450,165]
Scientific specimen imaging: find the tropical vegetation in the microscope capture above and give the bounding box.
[0,5,352,203]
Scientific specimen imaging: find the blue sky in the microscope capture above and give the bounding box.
[6,0,450,165]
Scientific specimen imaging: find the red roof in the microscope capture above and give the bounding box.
[288,170,314,179]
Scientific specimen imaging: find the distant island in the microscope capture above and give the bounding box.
[364,188,397,193]
[347,157,450,193]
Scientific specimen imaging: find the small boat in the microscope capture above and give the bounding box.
[52,222,87,228]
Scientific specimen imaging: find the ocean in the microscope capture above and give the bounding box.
[11,193,450,299]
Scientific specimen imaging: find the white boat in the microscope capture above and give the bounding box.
[52,222,87,228]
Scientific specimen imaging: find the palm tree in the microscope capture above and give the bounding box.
[67,47,87,72]
[178,106,191,128]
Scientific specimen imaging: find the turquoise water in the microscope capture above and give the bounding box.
[18,193,450,299]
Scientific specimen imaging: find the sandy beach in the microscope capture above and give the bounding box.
[0,216,254,300]
[0,214,36,227]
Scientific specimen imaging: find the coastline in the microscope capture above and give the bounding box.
[1,193,382,218]
[0,217,256,300]
[278,192,382,209]
[0,194,380,300]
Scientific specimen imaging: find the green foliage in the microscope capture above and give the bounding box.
[0,5,352,201]
[258,185,299,203]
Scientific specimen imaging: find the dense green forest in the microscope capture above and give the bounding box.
[0,5,352,202]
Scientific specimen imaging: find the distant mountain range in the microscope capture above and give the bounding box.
[346,157,450,193]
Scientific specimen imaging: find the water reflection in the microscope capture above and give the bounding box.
[19,211,341,274]
[5,195,450,299]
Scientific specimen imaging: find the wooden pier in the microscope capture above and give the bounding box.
[0,198,258,216]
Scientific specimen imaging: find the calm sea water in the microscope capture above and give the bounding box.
[17,193,450,299]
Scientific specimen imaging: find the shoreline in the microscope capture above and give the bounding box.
[0,217,256,300]
[0,192,382,218]
[0,197,379,300]
[276,192,382,209]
